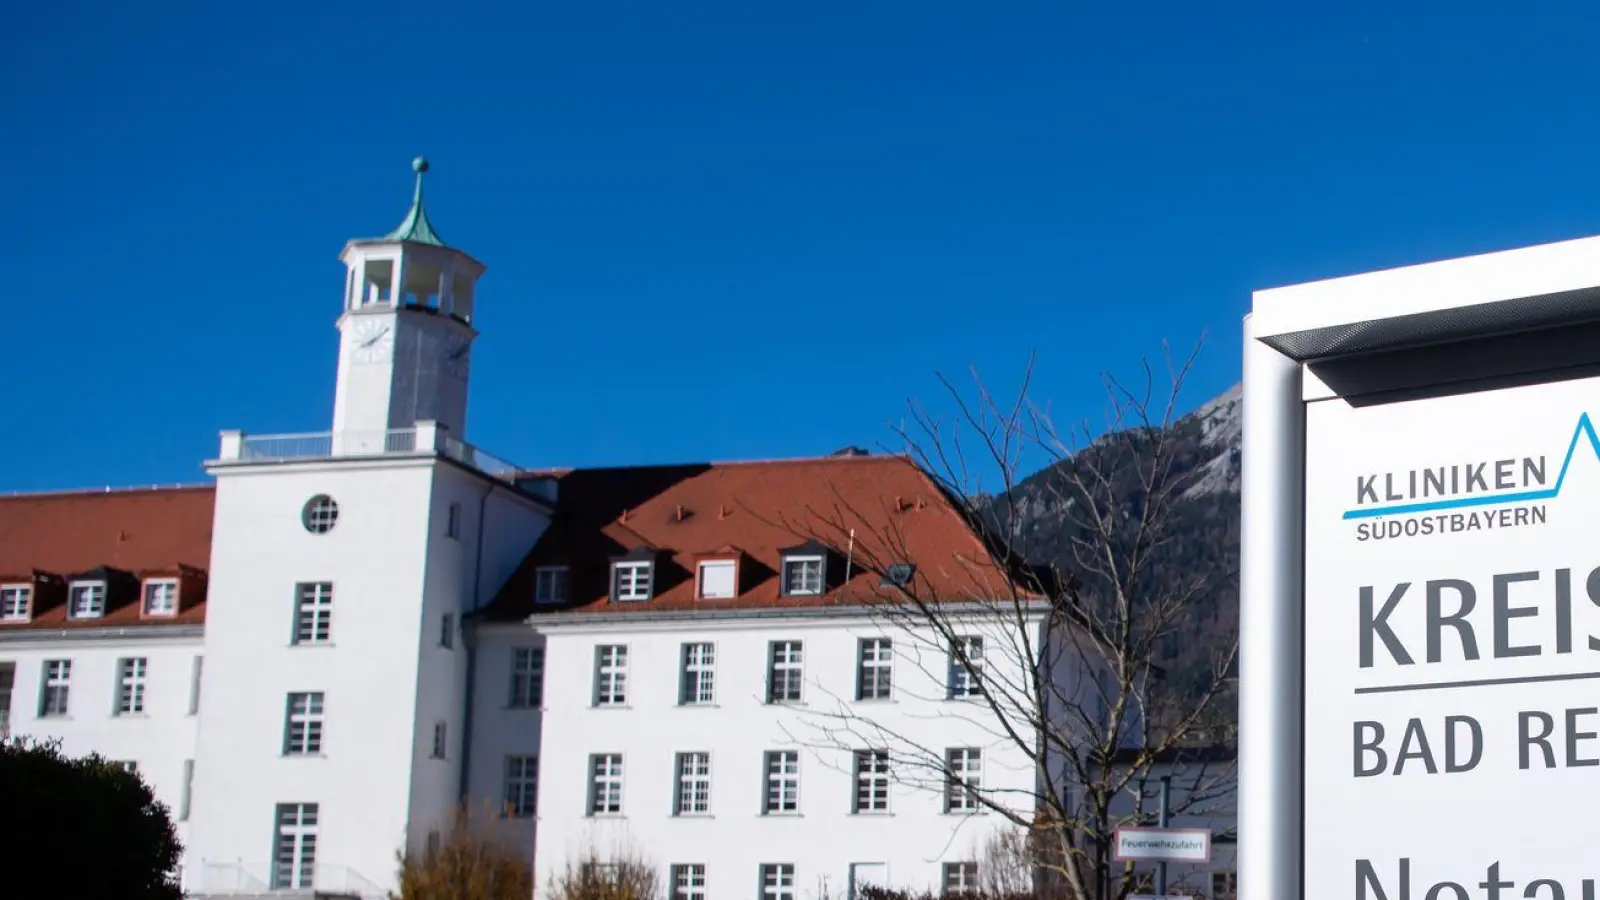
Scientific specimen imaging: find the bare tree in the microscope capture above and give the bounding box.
[390,800,533,900]
[545,839,663,900]
[782,343,1238,900]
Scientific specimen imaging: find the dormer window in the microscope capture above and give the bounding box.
[0,585,29,622]
[143,579,179,617]
[534,567,569,605]
[777,540,831,597]
[68,581,106,619]
[610,548,658,603]
[696,560,737,600]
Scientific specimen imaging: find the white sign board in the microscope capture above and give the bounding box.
[1111,827,1211,863]
[1305,374,1600,897]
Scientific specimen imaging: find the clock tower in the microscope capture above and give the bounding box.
[331,157,485,452]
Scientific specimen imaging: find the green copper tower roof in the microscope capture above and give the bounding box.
[385,156,447,247]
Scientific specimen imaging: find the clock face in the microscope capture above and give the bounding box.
[351,318,394,364]
[443,332,472,380]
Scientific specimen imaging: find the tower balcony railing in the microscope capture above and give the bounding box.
[213,422,553,501]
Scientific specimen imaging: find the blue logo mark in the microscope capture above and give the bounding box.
[1341,413,1600,520]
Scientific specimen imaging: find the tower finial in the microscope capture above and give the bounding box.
[387,156,446,247]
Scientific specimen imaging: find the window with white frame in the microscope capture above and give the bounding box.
[678,642,715,705]
[39,659,70,717]
[763,750,799,814]
[948,636,984,698]
[857,638,893,700]
[142,579,178,616]
[1,585,31,621]
[587,753,623,816]
[1211,871,1237,900]
[446,502,462,539]
[593,645,628,706]
[760,864,796,900]
[283,692,325,755]
[534,566,568,604]
[781,555,824,596]
[612,560,652,602]
[696,560,736,599]
[439,613,454,649]
[510,647,545,708]
[271,803,319,890]
[944,748,982,814]
[431,721,447,759]
[181,755,195,819]
[68,581,105,619]
[852,749,890,813]
[669,864,707,900]
[767,640,803,704]
[293,582,333,644]
[505,755,538,818]
[116,657,147,715]
[942,862,979,895]
[673,752,711,815]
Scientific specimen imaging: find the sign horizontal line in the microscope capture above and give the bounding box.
[1354,669,1600,695]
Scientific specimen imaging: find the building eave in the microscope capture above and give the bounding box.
[0,623,204,644]
[519,598,1053,632]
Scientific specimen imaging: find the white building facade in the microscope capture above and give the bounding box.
[0,158,1236,900]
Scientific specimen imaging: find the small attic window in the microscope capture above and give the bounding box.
[881,563,916,588]
[781,556,825,596]
[697,560,737,600]
[534,567,568,605]
[610,548,658,603]
[0,584,30,622]
[68,581,106,619]
[142,579,179,617]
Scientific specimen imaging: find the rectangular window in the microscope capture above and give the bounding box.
[271,803,319,890]
[68,581,106,619]
[0,663,14,739]
[587,753,623,816]
[852,749,890,813]
[439,613,454,649]
[39,659,70,717]
[782,556,824,596]
[767,640,803,704]
[431,721,447,759]
[293,582,334,644]
[180,759,194,821]
[505,755,538,818]
[857,638,893,700]
[188,656,204,715]
[534,566,568,604]
[447,502,462,539]
[143,579,178,616]
[944,748,982,814]
[948,636,984,698]
[673,752,711,816]
[283,692,325,755]
[678,643,715,705]
[115,657,147,715]
[696,560,736,599]
[760,864,796,900]
[763,750,799,814]
[942,863,979,895]
[613,561,651,601]
[1211,871,1237,900]
[1,585,31,621]
[593,645,628,706]
[510,647,545,708]
[670,864,707,900]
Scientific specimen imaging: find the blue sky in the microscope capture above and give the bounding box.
[5,2,1600,493]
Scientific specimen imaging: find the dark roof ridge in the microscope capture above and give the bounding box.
[0,483,215,502]
[520,452,911,478]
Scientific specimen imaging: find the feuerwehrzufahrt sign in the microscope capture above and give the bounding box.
[1111,826,1212,863]
[1305,373,1600,898]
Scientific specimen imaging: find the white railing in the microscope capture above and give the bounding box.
[189,861,383,898]
[219,424,533,490]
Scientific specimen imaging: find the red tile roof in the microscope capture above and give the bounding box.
[0,486,214,630]
[483,454,1030,620]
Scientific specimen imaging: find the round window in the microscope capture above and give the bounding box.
[302,495,339,534]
